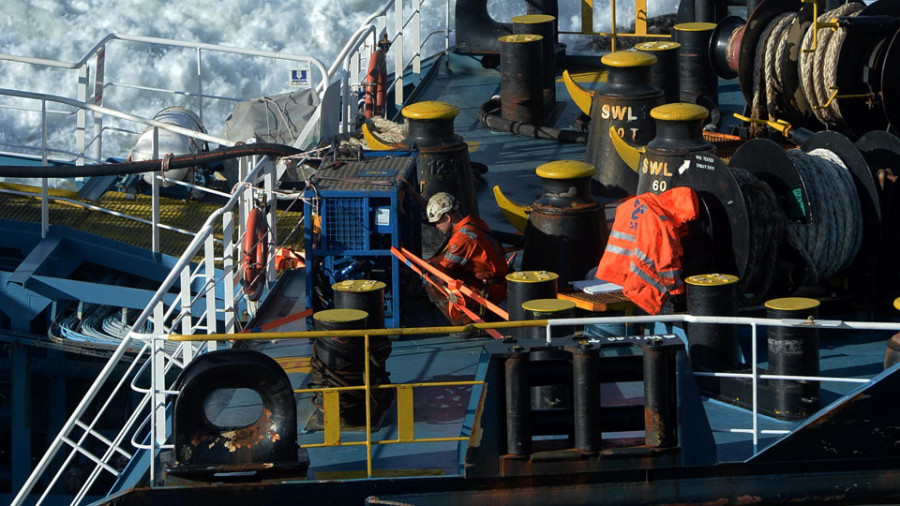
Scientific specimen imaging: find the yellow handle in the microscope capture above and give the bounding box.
[733,112,792,137]
[492,185,530,232]
[608,126,643,172]
[562,69,594,116]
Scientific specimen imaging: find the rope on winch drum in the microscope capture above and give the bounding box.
[749,3,864,136]
[784,148,863,286]
[799,2,864,126]
[730,166,785,304]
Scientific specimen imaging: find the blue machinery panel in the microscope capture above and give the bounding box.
[302,151,419,327]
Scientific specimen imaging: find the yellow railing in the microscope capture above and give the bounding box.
[566,0,671,51]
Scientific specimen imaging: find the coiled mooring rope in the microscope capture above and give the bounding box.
[731,166,785,304]
[784,148,863,285]
[749,3,864,136]
[799,2,864,126]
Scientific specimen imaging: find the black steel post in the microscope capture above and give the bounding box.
[634,41,682,104]
[573,343,601,453]
[674,22,719,107]
[765,297,821,419]
[506,270,559,338]
[686,273,740,370]
[499,34,545,125]
[643,338,678,448]
[505,346,532,456]
[512,14,557,119]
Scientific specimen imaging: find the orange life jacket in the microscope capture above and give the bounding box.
[437,215,508,303]
[595,187,699,314]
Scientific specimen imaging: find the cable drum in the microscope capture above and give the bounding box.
[799,2,865,127]
[749,12,796,137]
[730,166,784,304]
[784,148,863,285]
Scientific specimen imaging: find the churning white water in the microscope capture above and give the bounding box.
[0,0,677,160]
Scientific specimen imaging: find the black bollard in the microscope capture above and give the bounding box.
[765,297,821,419]
[499,34,545,125]
[686,273,740,370]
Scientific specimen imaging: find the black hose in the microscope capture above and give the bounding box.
[0,143,304,178]
[478,97,588,144]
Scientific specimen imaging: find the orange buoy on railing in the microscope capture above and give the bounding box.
[241,207,268,301]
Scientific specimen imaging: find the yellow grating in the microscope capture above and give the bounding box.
[0,190,303,260]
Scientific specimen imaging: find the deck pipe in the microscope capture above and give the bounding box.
[642,338,678,448]
[635,103,715,195]
[765,297,821,419]
[506,270,559,339]
[523,160,608,285]
[572,342,602,454]
[586,50,664,197]
[685,273,740,371]
[499,34,545,126]
[633,41,682,104]
[674,22,719,109]
[512,14,557,120]
[400,101,479,258]
[505,346,532,456]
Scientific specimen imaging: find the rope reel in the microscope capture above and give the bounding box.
[729,131,875,297]
[729,0,900,138]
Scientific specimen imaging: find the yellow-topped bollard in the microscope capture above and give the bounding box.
[523,160,607,286]
[332,279,388,329]
[764,296,821,420]
[399,100,478,258]
[685,273,740,370]
[630,103,715,195]
[563,49,664,197]
[674,22,719,109]
[512,14,558,116]
[521,298,577,339]
[506,270,560,338]
[499,34,545,125]
[634,41,682,103]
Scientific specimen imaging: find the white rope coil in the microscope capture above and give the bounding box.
[749,2,864,135]
[784,147,863,285]
[799,2,864,125]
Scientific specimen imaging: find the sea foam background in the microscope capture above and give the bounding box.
[0,0,677,158]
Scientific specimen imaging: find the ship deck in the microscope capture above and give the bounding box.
[234,49,897,480]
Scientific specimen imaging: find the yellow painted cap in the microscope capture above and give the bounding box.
[506,270,559,283]
[498,34,543,44]
[601,50,657,68]
[674,22,717,32]
[651,103,709,122]
[634,41,682,52]
[764,297,821,312]
[685,273,739,286]
[535,160,596,179]
[894,297,900,311]
[332,279,386,293]
[313,308,369,323]
[402,101,460,120]
[511,14,555,24]
[522,298,576,313]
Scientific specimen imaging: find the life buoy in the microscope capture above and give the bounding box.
[242,208,268,301]
[363,49,387,118]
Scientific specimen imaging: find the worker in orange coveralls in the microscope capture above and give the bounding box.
[400,180,508,328]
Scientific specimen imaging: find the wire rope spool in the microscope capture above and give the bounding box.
[737,0,802,113]
[709,15,746,81]
[880,28,900,134]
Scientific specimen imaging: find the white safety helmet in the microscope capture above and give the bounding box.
[426,192,459,223]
